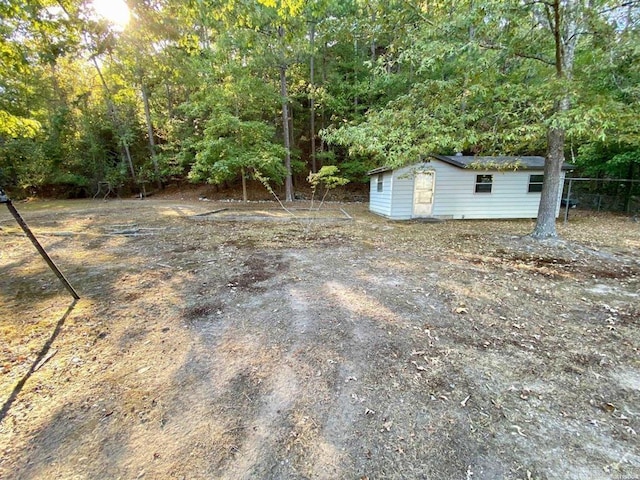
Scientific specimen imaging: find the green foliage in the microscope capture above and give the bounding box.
[307,164,349,208]
[307,165,349,190]
[322,0,639,174]
[466,160,525,171]
[50,172,89,187]
[576,142,640,178]
[0,0,637,201]
[188,113,287,185]
[0,112,41,138]
[317,149,374,184]
[0,137,45,190]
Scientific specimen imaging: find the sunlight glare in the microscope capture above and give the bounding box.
[92,0,130,29]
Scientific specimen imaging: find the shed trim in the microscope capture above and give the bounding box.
[367,166,393,176]
[367,155,574,175]
[430,154,574,171]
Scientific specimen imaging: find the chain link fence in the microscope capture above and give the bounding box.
[562,177,640,222]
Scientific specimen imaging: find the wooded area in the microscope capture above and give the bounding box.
[1,0,638,236]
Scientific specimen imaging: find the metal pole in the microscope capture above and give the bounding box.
[564,178,572,224]
[1,190,80,300]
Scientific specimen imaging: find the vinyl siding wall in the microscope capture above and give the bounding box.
[389,169,415,219]
[376,160,565,220]
[369,172,393,217]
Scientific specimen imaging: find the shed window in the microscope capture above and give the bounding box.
[475,174,493,193]
[377,174,384,192]
[528,174,544,193]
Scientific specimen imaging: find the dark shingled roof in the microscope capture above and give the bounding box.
[367,155,574,175]
[367,165,393,175]
[430,154,575,170]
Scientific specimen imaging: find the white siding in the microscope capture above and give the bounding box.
[370,159,566,220]
[369,172,393,217]
[390,168,415,219]
[429,161,543,219]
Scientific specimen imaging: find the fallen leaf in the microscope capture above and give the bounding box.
[601,403,615,413]
[411,361,428,371]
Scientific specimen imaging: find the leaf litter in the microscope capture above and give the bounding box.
[0,200,638,479]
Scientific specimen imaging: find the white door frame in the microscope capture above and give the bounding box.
[413,170,435,217]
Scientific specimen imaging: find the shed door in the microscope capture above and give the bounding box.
[413,171,435,217]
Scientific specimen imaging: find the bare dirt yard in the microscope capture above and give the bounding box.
[1,197,639,480]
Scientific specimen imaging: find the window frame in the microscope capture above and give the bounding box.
[474,174,493,194]
[528,174,544,193]
[376,173,384,193]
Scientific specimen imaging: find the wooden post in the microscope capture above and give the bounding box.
[1,190,79,300]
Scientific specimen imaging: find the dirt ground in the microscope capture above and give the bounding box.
[0,196,639,480]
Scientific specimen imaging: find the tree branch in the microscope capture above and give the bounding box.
[515,50,556,66]
[400,0,435,26]
[566,30,599,43]
[598,1,640,15]
[553,0,562,77]
[478,42,555,66]
[544,2,555,33]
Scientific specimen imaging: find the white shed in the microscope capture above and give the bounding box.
[367,154,572,220]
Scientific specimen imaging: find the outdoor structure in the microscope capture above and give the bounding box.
[367,154,573,220]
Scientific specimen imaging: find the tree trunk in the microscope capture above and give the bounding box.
[123,143,136,181]
[309,20,317,173]
[370,12,377,63]
[165,83,175,119]
[354,38,359,113]
[320,41,327,157]
[241,167,248,203]
[288,103,295,158]
[279,26,293,202]
[141,82,162,189]
[531,0,579,239]
[532,127,564,238]
[280,64,294,202]
[91,56,136,183]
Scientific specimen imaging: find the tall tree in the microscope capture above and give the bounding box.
[2,0,637,206]
[277,25,295,201]
[324,0,639,238]
[532,0,583,238]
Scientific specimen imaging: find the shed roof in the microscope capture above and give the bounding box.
[367,154,574,175]
[367,165,393,175]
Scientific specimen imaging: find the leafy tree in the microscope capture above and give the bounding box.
[307,164,349,208]
[0,0,76,193]
[188,112,287,200]
[323,0,639,238]
[2,0,637,214]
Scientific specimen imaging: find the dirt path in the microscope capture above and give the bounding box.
[1,199,639,479]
